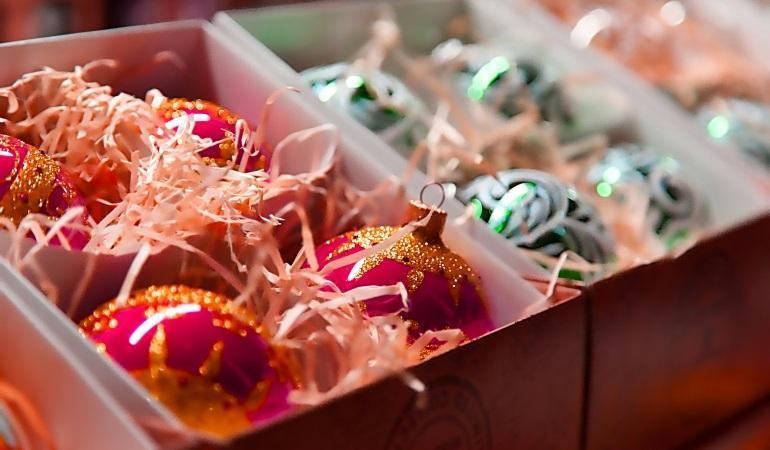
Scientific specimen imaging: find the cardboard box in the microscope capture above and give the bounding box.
[584,214,770,449]
[684,397,770,449]
[0,7,768,450]
[0,19,555,449]
[194,284,586,450]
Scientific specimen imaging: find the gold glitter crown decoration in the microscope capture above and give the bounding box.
[327,201,484,307]
[134,322,273,437]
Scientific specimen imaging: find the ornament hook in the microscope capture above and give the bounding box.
[419,182,446,209]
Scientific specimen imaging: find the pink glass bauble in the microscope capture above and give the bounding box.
[79,285,292,437]
[0,134,88,249]
[316,201,494,341]
[157,98,270,171]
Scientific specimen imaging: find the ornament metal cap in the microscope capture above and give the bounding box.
[402,200,447,243]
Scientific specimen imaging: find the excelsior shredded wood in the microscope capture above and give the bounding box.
[0,60,462,413]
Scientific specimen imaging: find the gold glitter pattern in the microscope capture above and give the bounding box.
[198,341,224,377]
[132,323,272,437]
[0,145,59,225]
[158,98,238,160]
[148,324,169,379]
[415,326,469,360]
[79,285,259,335]
[158,98,239,126]
[0,135,21,185]
[326,226,484,307]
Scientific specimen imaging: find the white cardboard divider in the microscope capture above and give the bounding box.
[216,0,770,231]
[0,258,157,450]
[0,19,546,446]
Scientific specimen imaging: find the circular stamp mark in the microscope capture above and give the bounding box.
[385,376,491,450]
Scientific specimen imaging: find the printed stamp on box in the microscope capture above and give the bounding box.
[386,375,491,450]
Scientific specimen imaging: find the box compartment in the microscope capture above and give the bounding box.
[0,259,156,450]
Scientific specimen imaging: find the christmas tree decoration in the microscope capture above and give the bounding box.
[697,97,770,168]
[586,144,707,249]
[431,39,634,143]
[156,98,269,171]
[457,169,615,267]
[315,199,493,341]
[301,63,426,155]
[79,285,292,437]
[0,134,88,248]
[431,39,559,120]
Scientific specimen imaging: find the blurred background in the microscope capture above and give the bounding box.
[0,0,313,42]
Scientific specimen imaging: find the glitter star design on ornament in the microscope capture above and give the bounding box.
[328,226,484,307]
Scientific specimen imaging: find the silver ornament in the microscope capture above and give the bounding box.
[301,63,426,156]
[458,169,615,265]
[587,144,707,248]
[697,97,770,168]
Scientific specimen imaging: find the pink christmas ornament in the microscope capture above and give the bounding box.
[0,134,88,249]
[79,285,292,437]
[316,201,494,342]
[157,98,270,171]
